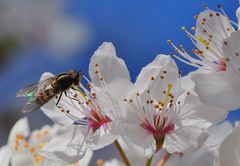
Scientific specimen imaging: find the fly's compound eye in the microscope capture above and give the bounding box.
[70,72,78,79]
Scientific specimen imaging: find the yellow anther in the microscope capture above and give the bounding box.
[16,134,25,140]
[29,147,36,154]
[24,142,29,148]
[35,132,41,139]
[197,36,209,47]
[39,142,46,149]
[191,27,196,31]
[162,84,173,111]
[181,26,186,31]
[34,155,43,164]
[194,15,198,19]
[96,159,104,166]
[167,40,172,44]
[43,129,49,135]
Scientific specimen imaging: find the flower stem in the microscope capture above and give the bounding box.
[114,140,131,166]
[157,152,171,166]
[145,155,153,166]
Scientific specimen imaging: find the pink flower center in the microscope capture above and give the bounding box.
[140,115,174,138]
[216,60,226,71]
[88,110,112,132]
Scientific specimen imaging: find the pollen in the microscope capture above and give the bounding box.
[96,159,104,166]
[181,26,186,31]
[154,104,159,108]
[39,142,46,149]
[16,134,24,140]
[191,27,195,31]
[43,129,49,135]
[29,147,35,154]
[95,70,99,74]
[34,155,43,164]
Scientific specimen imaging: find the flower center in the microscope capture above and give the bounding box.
[13,131,50,166]
[140,116,175,138]
[88,110,112,132]
[216,60,226,71]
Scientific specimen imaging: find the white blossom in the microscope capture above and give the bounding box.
[40,42,130,163]
[0,118,93,166]
[168,5,240,110]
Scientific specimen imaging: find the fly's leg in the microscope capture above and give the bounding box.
[64,91,81,104]
[56,92,63,108]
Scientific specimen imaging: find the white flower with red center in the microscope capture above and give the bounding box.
[102,55,213,157]
[0,118,93,166]
[40,42,131,163]
[168,5,240,110]
[167,4,237,72]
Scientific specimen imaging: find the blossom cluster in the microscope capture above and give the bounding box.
[1,4,240,166]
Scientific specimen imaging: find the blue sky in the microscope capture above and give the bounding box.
[0,0,239,121]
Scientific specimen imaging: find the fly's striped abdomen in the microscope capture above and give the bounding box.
[36,88,56,105]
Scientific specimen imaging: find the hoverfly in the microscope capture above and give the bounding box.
[16,70,83,113]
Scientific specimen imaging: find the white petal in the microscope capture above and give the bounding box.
[121,123,155,157]
[78,149,93,166]
[205,121,233,153]
[103,159,124,166]
[195,10,232,59]
[40,72,85,126]
[181,72,195,92]
[88,126,118,150]
[41,125,89,164]
[192,71,240,110]
[135,55,180,97]
[11,154,32,166]
[89,42,130,88]
[178,94,228,125]
[96,78,137,121]
[0,146,12,166]
[219,125,240,166]
[164,126,208,153]
[8,118,29,149]
[236,7,240,29]
[223,31,240,74]
[166,146,216,166]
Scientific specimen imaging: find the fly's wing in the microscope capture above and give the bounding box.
[21,96,43,113]
[17,76,56,113]
[16,77,54,97]
[21,90,56,113]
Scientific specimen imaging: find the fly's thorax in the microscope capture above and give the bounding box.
[54,74,74,91]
